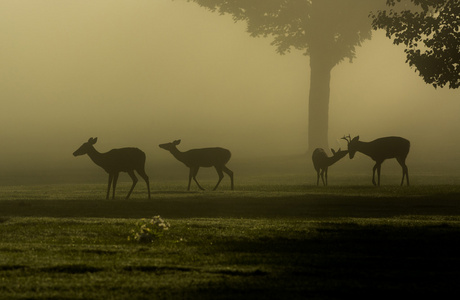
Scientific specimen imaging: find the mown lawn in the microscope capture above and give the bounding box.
[0,184,460,299]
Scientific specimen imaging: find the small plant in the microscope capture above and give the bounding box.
[128,216,170,243]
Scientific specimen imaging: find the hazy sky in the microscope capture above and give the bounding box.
[1,0,459,172]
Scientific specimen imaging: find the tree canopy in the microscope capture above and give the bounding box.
[189,0,375,69]
[371,0,460,89]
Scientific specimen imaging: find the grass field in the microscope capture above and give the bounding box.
[1,181,460,299]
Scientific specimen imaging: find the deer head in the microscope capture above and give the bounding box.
[73,137,98,156]
[331,147,349,159]
[331,148,341,156]
[331,148,346,155]
[159,139,181,151]
[342,135,360,159]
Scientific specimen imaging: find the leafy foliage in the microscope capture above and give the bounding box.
[128,215,170,243]
[188,0,377,68]
[371,0,460,88]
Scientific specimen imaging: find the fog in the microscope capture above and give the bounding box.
[1,0,459,185]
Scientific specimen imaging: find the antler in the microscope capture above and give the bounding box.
[341,134,351,144]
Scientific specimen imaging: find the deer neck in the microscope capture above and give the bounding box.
[326,154,343,167]
[169,147,187,164]
[86,146,106,168]
[355,141,374,157]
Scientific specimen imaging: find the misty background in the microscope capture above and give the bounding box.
[1,0,459,186]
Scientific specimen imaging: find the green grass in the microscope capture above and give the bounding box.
[1,183,460,299]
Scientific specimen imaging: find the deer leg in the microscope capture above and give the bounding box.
[187,167,203,191]
[405,167,410,186]
[106,174,113,200]
[396,157,409,186]
[372,164,378,186]
[320,169,326,186]
[126,170,138,199]
[112,172,119,199]
[191,167,205,191]
[222,166,234,190]
[377,164,381,186]
[188,168,193,191]
[325,167,328,186]
[213,166,224,191]
[400,171,405,186]
[137,168,151,199]
[316,170,320,186]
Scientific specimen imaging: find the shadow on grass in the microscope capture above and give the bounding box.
[40,264,104,274]
[122,266,195,273]
[187,223,460,298]
[0,265,27,271]
[0,264,103,274]
[1,191,460,219]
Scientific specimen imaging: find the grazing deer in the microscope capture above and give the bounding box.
[342,135,410,186]
[159,140,234,191]
[312,148,348,186]
[73,137,151,199]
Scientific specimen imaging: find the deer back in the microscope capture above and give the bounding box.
[312,148,328,170]
[368,137,410,160]
[99,148,146,172]
[183,148,231,167]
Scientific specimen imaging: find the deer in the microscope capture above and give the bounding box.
[159,140,234,191]
[342,135,410,186]
[73,137,151,199]
[312,148,348,186]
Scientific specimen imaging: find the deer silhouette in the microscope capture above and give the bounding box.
[159,140,234,191]
[312,148,348,186]
[73,137,151,199]
[342,135,410,186]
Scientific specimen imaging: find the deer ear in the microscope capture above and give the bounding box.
[331,148,336,155]
[88,137,97,145]
[174,140,181,145]
[352,136,359,142]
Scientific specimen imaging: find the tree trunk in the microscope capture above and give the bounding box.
[308,55,332,153]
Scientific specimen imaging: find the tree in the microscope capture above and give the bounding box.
[186,0,381,151]
[371,0,460,89]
